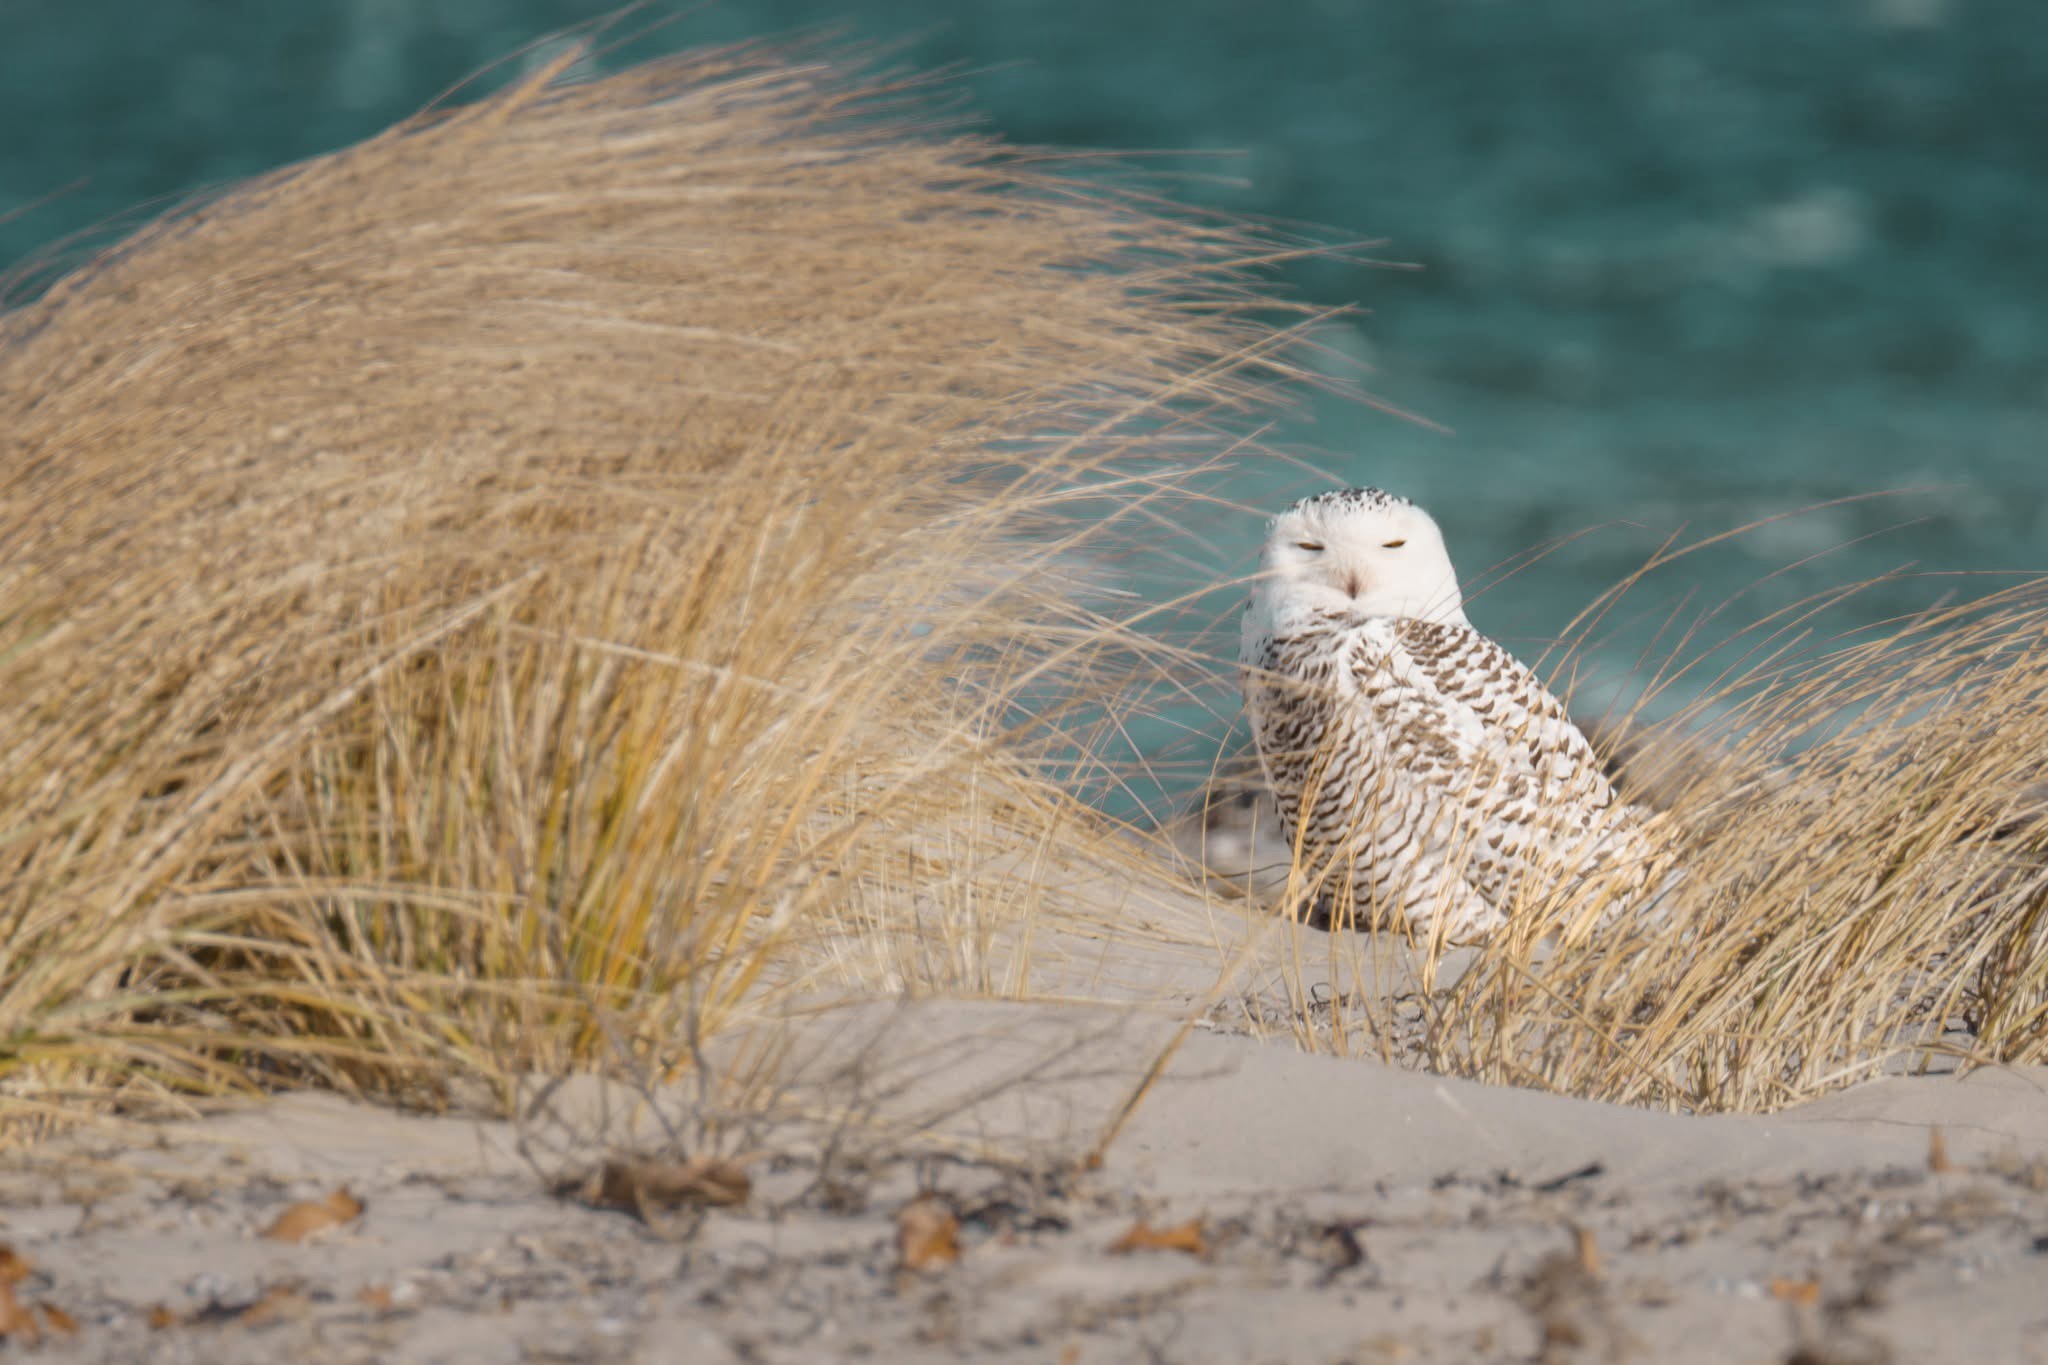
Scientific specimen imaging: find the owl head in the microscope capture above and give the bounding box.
[1247,487,1469,632]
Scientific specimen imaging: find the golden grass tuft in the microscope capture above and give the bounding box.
[0,41,1311,1134]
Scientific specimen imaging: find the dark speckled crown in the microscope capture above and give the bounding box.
[1283,487,1414,519]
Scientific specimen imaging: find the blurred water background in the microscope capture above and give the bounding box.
[6,1,2044,818]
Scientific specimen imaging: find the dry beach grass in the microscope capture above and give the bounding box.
[0,39,1311,1136]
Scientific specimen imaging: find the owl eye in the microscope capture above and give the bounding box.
[1381,539,1407,549]
[1295,540,1325,552]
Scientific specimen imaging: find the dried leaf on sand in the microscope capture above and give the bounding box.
[261,1187,365,1242]
[1109,1217,1208,1257]
[895,1195,962,1272]
[0,1248,70,1344]
[0,1280,38,1342]
[575,1156,753,1217]
[1772,1277,1823,1307]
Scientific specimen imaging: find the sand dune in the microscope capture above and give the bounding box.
[6,997,2045,1362]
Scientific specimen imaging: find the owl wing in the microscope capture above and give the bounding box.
[1348,617,1626,861]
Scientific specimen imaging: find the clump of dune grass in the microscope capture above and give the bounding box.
[0,39,1322,1135]
[1246,539,2048,1113]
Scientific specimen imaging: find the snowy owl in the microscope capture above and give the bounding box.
[1238,487,1651,939]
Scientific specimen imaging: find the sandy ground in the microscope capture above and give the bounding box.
[4,998,2047,1364]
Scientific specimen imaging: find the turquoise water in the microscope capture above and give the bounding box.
[7,2,2044,818]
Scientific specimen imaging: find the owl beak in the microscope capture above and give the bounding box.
[1341,570,1365,598]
